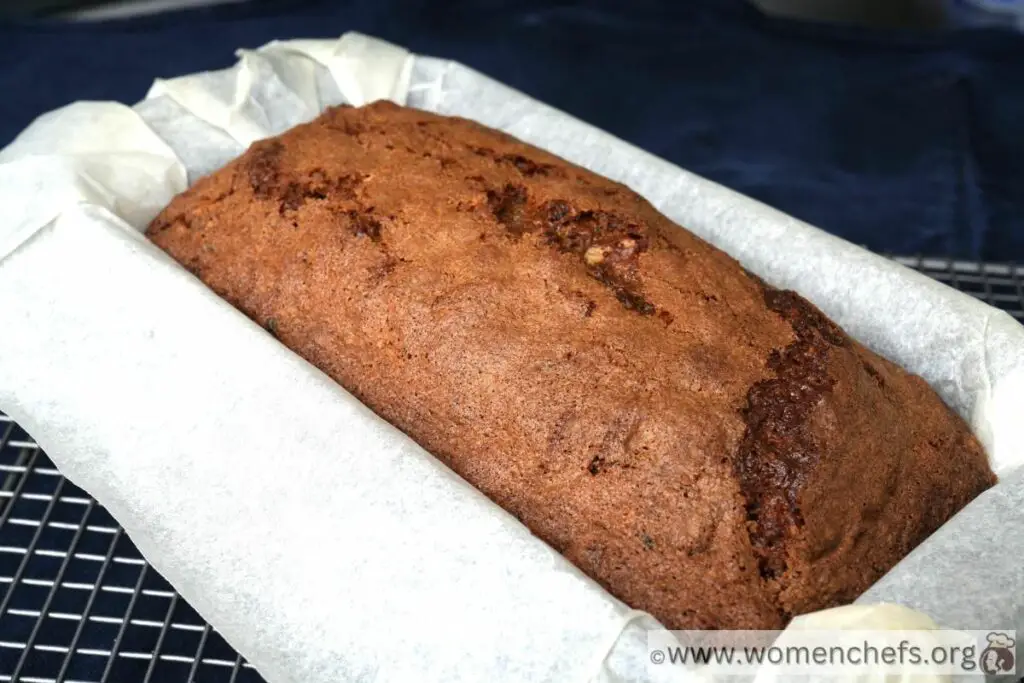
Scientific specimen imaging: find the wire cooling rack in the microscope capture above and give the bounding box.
[1,256,1023,683]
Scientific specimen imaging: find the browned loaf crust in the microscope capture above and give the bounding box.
[147,102,995,630]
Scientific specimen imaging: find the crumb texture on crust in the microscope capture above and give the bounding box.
[147,102,995,630]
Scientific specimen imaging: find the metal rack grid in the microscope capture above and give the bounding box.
[1,256,1022,683]
[0,423,263,683]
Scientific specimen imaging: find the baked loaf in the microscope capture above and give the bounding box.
[147,102,995,629]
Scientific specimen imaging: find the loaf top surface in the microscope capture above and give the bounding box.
[148,102,995,630]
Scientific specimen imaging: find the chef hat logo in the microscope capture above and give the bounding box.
[987,633,1015,649]
[979,632,1015,675]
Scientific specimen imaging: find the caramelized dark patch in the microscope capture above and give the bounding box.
[543,206,656,316]
[333,173,365,201]
[499,153,556,177]
[344,210,383,242]
[247,141,284,198]
[481,189,661,316]
[765,290,847,347]
[486,184,529,234]
[467,143,558,177]
[279,182,328,214]
[547,200,571,224]
[247,146,362,214]
[590,266,656,315]
[863,360,886,389]
[735,289,848,584]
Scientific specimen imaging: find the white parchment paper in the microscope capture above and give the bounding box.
[0,32,1021,683]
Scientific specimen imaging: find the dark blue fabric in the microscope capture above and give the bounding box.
[2,0,1023,260]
